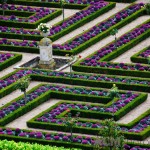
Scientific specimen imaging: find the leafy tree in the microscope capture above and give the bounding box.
[107,84,120,99]
[62,109,80,142]
[14,76,31,104]
[107,84,120,118]
[94,119,124,150]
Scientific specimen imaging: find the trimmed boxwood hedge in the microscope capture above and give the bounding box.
[0,83,117,125]
[30,72,150,93]
[0,129,94,150]
[0,53,22,71]
[72,20,150,78]
[120,109,150,140]
[8,0,88,9]
[131,46,150,64]
[0,9,62,28]
[0,5,146,56]
[0,3,115,42]
[27,92,147,137]
[0,68,150,101]
[60,6,146,55]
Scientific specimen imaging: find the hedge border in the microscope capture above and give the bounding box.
[0,5,146,55]
[8,0,88,9]
[26,93,148,138]
[0,3,116,42]
[131,46,150,64]
[53,5,145,56]
[0,9,62,28]
[0,68,150,101]
[0,52,22,71]
[72,20,150,78]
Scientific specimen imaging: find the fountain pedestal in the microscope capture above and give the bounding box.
[38,37,55,69]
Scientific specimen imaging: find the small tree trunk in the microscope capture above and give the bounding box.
[24,90,27,104]
[70,126,73,142]
[70,64,72,78]
[2,4,5,16]
[62,7,64,22]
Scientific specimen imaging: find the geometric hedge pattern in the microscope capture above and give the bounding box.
[0,0,150,149]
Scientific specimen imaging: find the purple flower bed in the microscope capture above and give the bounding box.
[35,91,139,126]
[0,69,149,92]
[52,3,144,51]
[0,1,108,36]
[121,115,150,133]
[0,38,38,47]
[0,4,55,23]
[0,127,95,144]
[0,70,32,90]
[139,46,150,58]
[45,0,100,5]
[0,4,145,51]
[0,81,140,120]
[0,53,14,63]
[80,22,150,72]
[124,144,150,150]
[47,71,150,85]
[0,127,149,148]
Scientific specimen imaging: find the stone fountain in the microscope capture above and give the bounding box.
[38,36,56,69]
[15,23,78,71]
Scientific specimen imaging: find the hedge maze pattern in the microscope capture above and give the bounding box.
[0,0,150,149]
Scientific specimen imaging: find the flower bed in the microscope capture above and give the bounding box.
[0,69,150,100]
[32,70,150,92]
[0,2,114,41]
[73,21,150,78]
[0,3,145,55]
[0,4,61,28]
[0,52,22,71]
[0,81,147,126]
[0,126,149,149]
[52,3,144,51]
[131,46,150,64]
[27,92,148,137]
[0,127,94,149]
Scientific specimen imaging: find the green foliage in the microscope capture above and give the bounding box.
[0,53,22,71]
[145,3,150,15]
[110,28,118,36]
[95,119,124,150]
[107,84,120,99]
[0,139,80,150]
[15,76,30,92]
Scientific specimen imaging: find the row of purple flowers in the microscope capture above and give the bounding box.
[0,82,140,120]
[0,127,95,144]
[0,53,14,63]
[80,22,150,71]
[139,46,150,58]
[53,3,144,50]
[0,4,55,23]
[35,91,140,129]
[41,0,100,4]
[0,1,108,36]
[0,127,149,149]
[0,69,149,92]
[0,4,145,50]
[47,71,150,85]
[122,115,150,133]
[0,38,38,47]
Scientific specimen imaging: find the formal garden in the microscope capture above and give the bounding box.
[0,0,150,149]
